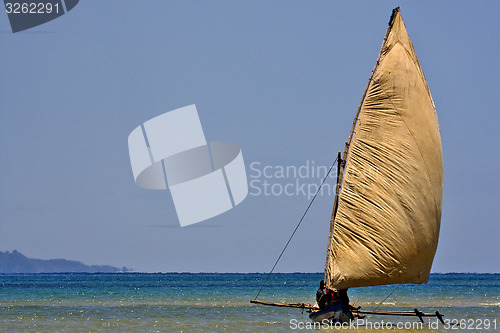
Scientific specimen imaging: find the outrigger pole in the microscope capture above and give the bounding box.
[250,300,315,310]
[250,300,445,324]
[353,309,445,324]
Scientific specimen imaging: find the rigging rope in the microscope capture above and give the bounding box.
[253,156,338,300]
[372,284,401,311]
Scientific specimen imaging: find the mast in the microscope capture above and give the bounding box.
[324,8,401,286]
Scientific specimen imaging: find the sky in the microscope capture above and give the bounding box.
[0,1,499,273]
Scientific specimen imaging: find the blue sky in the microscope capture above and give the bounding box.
[0,1,498,273]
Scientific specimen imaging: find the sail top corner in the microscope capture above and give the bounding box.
[382,7,419,66]
[389,7,400,26]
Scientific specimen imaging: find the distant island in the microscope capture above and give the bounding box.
[0,250,130,273]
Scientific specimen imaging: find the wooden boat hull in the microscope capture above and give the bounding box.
[309,301,353,323]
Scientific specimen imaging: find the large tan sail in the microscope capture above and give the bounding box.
[325,9,443,290]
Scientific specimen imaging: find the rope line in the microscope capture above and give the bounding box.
[372,284,401,311]
[254,156,338,300]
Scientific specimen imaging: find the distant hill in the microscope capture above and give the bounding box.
[0,250,130,273]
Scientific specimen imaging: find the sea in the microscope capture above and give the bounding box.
[0,273,498,332]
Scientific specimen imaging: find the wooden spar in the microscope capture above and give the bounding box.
[324,151,343,281]
[250,300,316,310]
[250,300,445,324]
[352,309,445,323]
[353,309,435,316]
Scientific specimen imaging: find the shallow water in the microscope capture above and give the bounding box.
[0,273,498,332]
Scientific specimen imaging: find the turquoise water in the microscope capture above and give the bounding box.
[0,273,498,332]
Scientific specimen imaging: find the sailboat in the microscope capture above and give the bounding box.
[251,8,444,324]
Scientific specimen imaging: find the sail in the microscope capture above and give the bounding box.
[325,9,443,290]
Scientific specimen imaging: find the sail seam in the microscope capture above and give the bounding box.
[383,40,435,110]
[381,85,440,229]
[375,39,440,216]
